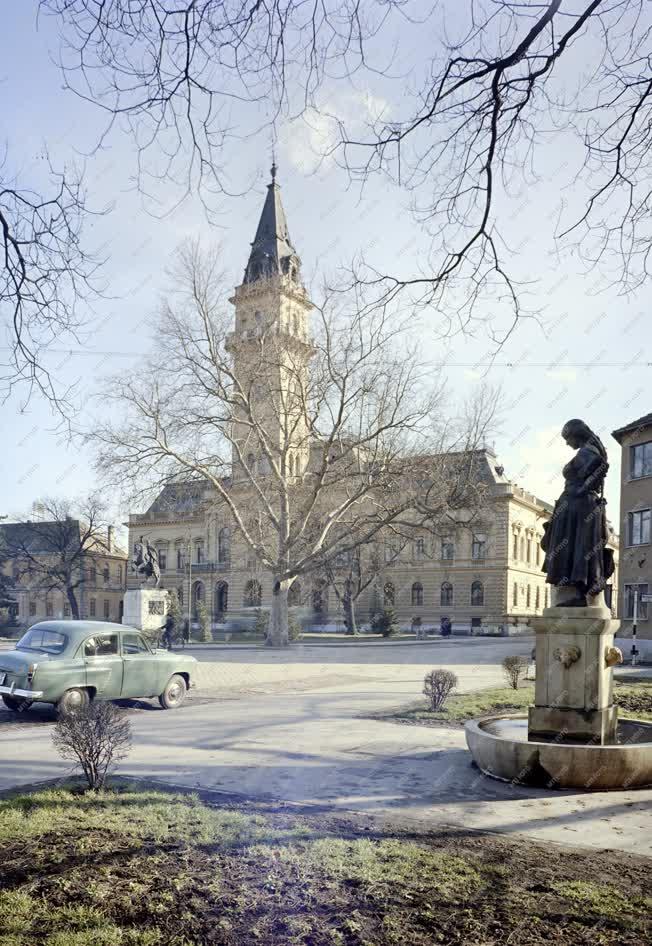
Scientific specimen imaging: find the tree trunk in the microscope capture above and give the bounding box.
[343,593,358,635]
[267,578,290,647]
[67,585,80,620]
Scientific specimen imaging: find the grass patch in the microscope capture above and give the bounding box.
[369,680,652,726]
[0,786,650,945]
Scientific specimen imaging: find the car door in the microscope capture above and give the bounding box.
[83,633,124,699]
[120,632,159,699]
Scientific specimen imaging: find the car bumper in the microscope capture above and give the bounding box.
[0,682,44,699]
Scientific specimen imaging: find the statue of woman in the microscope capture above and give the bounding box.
[541,419,614,607]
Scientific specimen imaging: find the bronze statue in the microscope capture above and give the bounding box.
[541,419,614,607]
[131,535,161,587]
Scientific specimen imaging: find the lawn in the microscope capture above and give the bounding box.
[0,784,650,946]
[366,681,652,725]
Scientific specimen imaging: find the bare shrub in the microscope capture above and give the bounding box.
[423,669,458,711]
[52,702,132,790]
[502,655,528,690]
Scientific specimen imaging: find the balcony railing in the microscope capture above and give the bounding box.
[172,560,231,573]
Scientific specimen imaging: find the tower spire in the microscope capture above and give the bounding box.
[242,162,301,286]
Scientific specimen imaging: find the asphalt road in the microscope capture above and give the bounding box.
[1,636,651,856]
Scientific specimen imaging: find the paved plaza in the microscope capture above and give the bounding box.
[1,636,651,855]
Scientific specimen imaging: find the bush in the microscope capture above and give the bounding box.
[288,614,302,641]
[371,607,399,638]
[196,601,212,642]
[423,669,458,710]
[254,608,269,638]
[167,588,182,626]
[502,655,528,689]
[52,702,132,791]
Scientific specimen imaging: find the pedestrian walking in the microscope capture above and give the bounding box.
[182,619,190,648]
[159,613,176,651]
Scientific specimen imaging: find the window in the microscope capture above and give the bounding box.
[628,509,651,546]
[441,538,454,561]
[535,586,540,611]
[244,579,262,608]
[29,600,36,616]
[472,534,487,560]
[89,598,96,617]
[513,534,518,559]
[384,582,395,606]
[103,565,110,583]
[526,585,531,608]
[63,603,71,617]
[84,634,118,657]
[103,600,110,619]
[526,539,532,564]
[89,566,97,583]
[177,549,184,570]
[45,599,53,617]
[122,633,150,655]
[513,583,518,607]
[158,553,166,571]
[624,583,649,620]
[441,582,453,606]
[631,441,652,479]
[414,537,426,560]
[471,581,484,606]
[384,543,399,564]
[218,528,231,564]
[196,544,204,564]
[16,628,67,655]
[411,582,424,606]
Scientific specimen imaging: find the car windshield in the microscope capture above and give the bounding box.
[16,628,68,655]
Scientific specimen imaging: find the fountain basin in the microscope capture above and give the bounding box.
[465,715,652,790]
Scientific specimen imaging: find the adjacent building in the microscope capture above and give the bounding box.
[0,520,127,629]
[612,412,652,659]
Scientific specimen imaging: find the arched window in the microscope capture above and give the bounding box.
[441,582,453,606]
[411,582,423,606]
[215,581,228,617]
[526,585,531,608]
[384,582,395,606]
[513,534,519,559]
[243,579,262,608]
[471,581,484,606]
[218,527,231,564]
[535,586,540,611]
[288,580,302,606]
[312,581,327,614]
[513,582,518,606]
[192,580,204,618]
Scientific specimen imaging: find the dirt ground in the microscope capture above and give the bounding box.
[0,780,650,946]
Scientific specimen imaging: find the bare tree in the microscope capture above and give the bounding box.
[1,495,111,619]
[42,1,652,336]
[52,701,132,789]
[1,149,102,413]
[90,241,498,646]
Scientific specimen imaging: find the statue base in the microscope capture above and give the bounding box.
[529,606,621,745]
[122,588,168,633]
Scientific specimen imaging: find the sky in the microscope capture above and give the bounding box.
[1,2,649,538]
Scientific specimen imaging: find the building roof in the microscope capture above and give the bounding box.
[612,412,652,444]
[243,163,302,286]
[0,521,126,558]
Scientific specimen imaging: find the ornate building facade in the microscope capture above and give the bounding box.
[127,169,618,634]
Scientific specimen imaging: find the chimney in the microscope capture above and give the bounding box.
[107,525,114,551]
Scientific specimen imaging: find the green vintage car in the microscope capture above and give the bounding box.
[0,621,197,715]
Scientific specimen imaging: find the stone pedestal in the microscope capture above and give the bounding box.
[528,605,621,744]
[122,588,168,633]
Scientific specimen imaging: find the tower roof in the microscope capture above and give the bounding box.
[243,163,302,285]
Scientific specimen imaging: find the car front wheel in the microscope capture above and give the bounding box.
[57,688,90,717]
[2,695,32,712]
[158,674,187,709]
